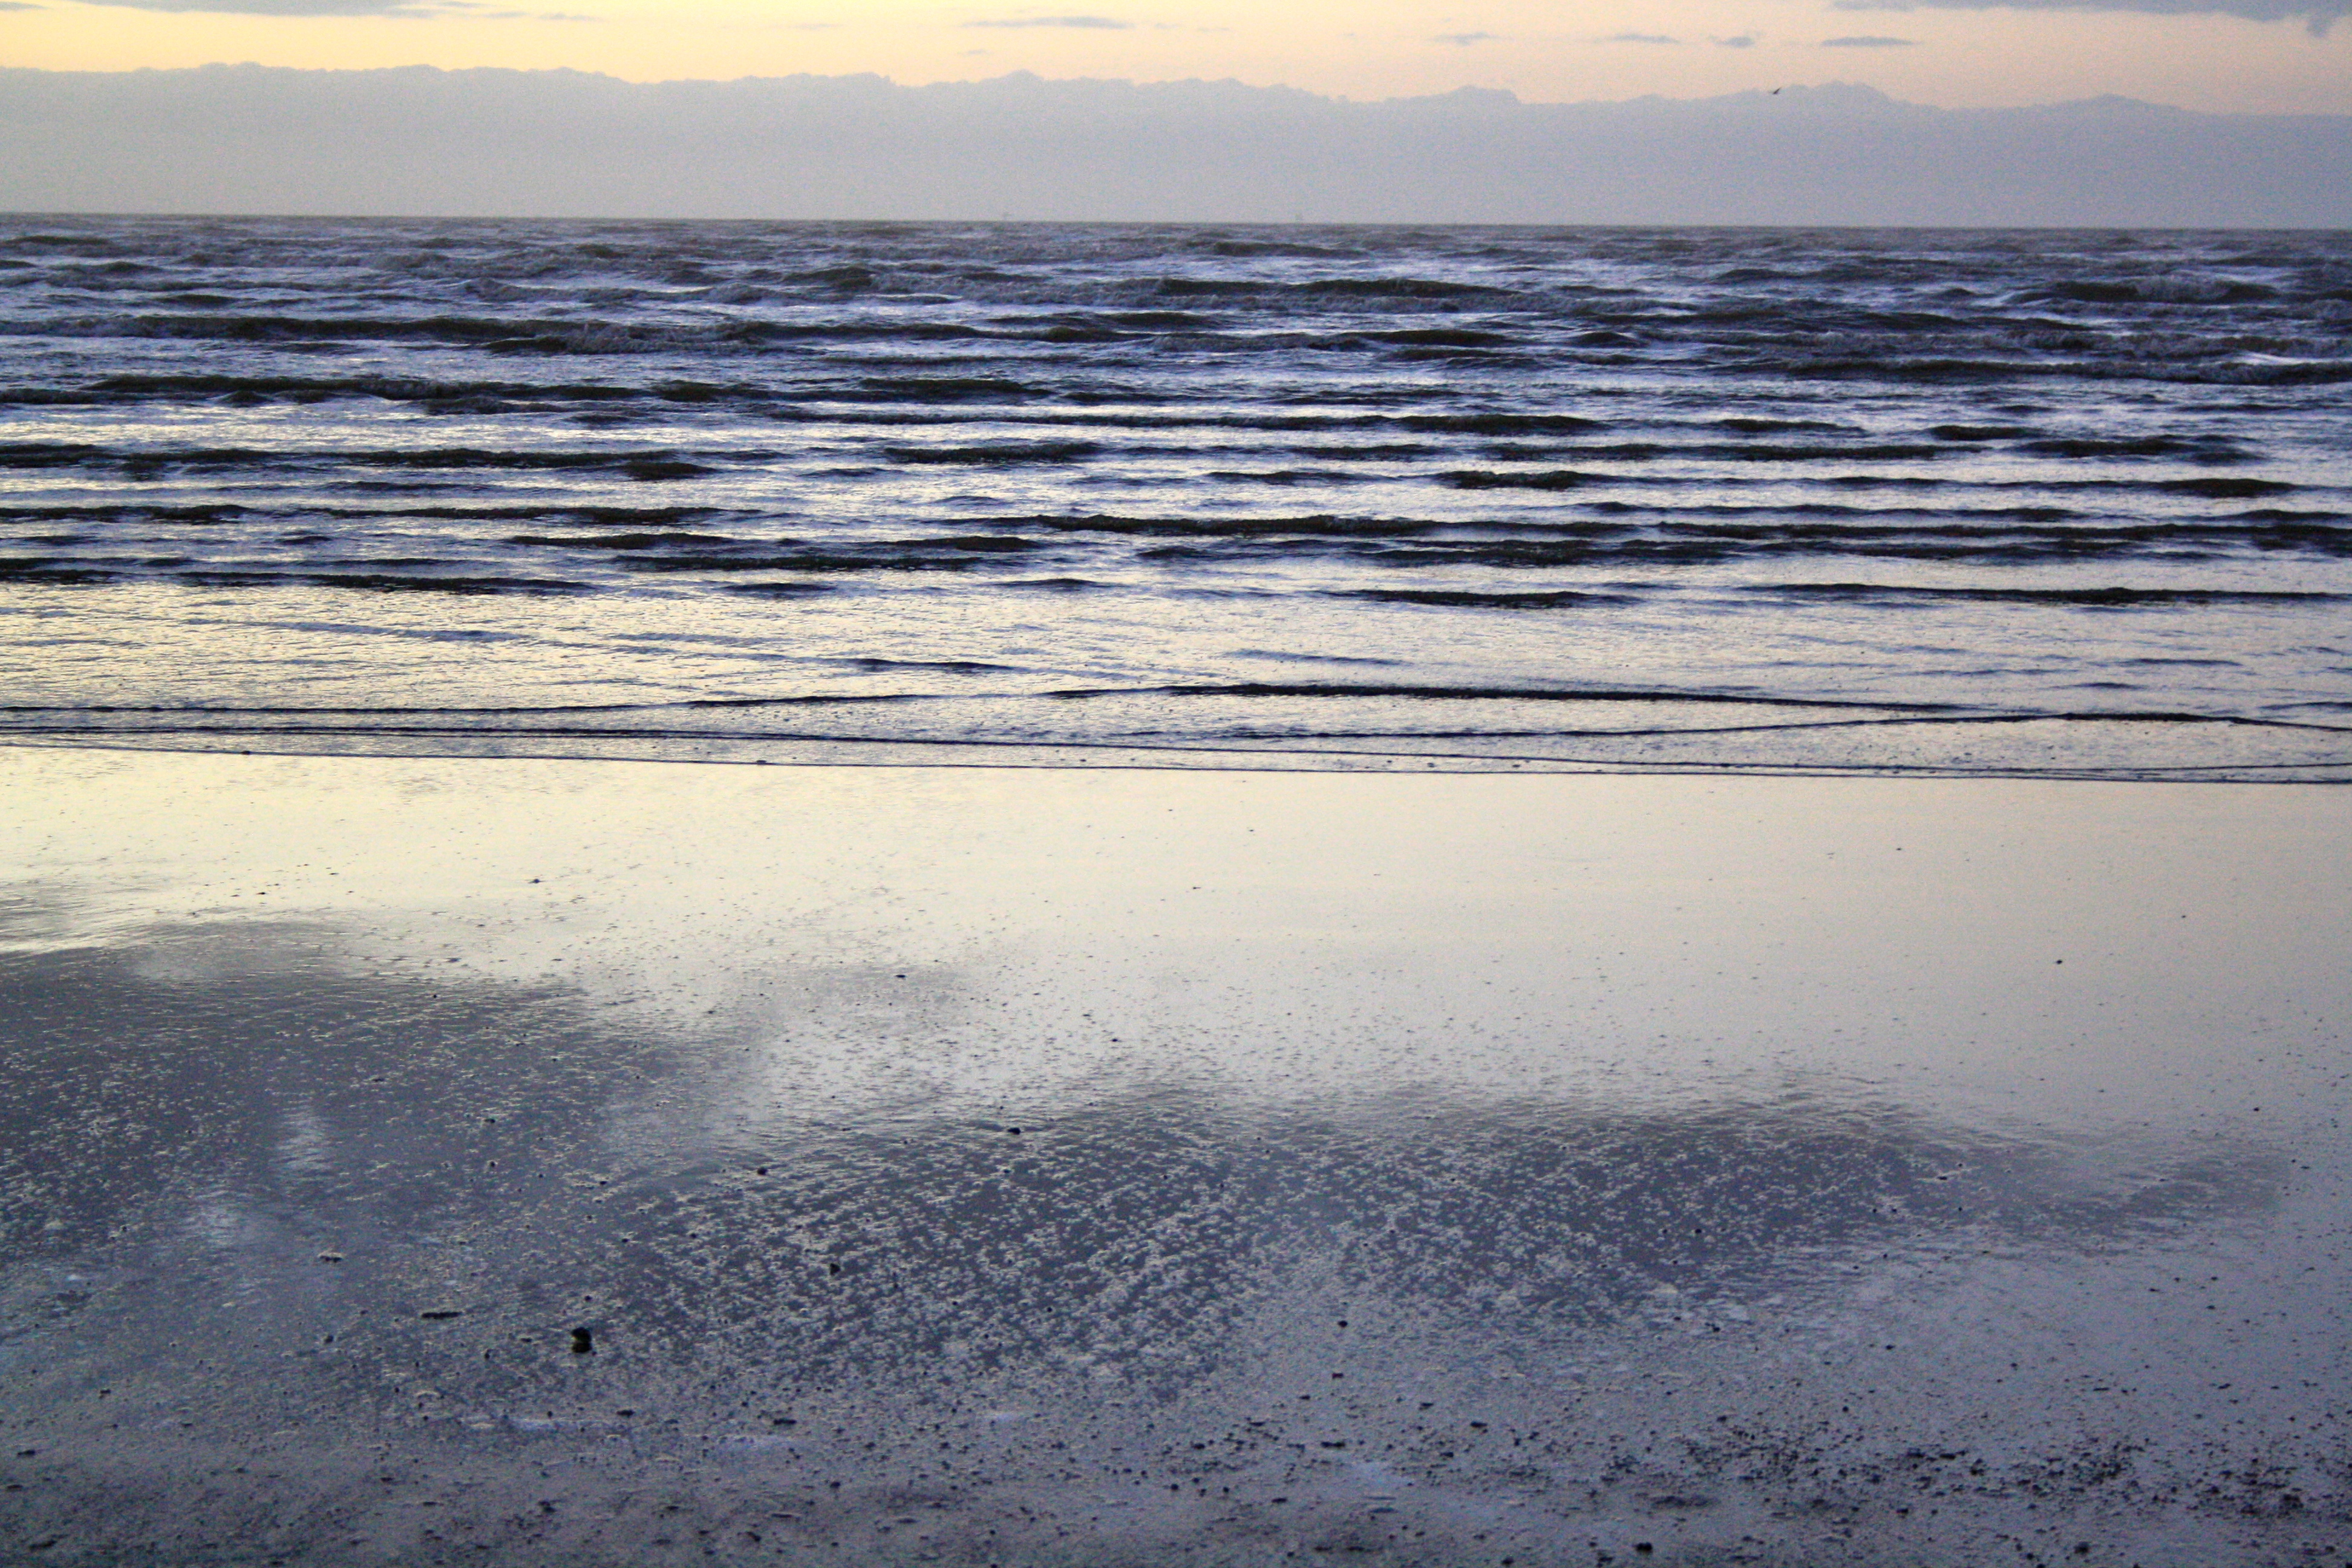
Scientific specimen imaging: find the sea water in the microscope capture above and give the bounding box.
[2,218,2347,777]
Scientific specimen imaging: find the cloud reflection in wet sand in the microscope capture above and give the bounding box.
[4,904,2342,1564]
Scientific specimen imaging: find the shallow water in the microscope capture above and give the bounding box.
[4,751,2348,1564]
[2,219,2348,778]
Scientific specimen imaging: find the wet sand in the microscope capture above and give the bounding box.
[2,748,2348,1566]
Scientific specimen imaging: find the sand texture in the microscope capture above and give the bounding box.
[2,750,2348,1566]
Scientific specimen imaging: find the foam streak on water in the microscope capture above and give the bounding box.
[2,218,2348,777]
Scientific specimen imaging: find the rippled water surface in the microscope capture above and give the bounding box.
[3,218,2349,776]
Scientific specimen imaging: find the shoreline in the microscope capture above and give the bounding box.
[7,732,2347,783]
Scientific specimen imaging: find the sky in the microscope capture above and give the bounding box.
[1,0,2348,116]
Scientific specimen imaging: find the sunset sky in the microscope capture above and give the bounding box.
[2,0,2346,114]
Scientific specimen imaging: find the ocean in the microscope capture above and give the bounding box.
[3,217,2347,778]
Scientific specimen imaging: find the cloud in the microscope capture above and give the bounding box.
[963,14,1132,27]
[1603,31,1681,42]
[1821,32,1918,43]
[73,0,428,11]
[70,0,593,11]
[1433,31,1499,44]
[1715,33,1758,45]
[1832,0,2347,36]
[0,2,45,10]
[4,65,2349,229]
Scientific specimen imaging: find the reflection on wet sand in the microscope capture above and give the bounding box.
[2,754,2349,1564]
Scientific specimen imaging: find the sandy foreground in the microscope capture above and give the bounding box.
[1,747,2348,1567]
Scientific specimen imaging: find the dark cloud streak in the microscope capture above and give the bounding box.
[1834,0,2347,36]
[963,15,1133,27]
[74,0,592,10]
[74,0,432,13]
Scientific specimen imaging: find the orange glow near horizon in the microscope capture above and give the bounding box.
[2,0,2348,115]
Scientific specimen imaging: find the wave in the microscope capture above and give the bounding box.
[1762,583,2346,607]
[0,442,727,478]
[26,678,2336,719]
[5,217,2349,784]
[7,696,2345,784]
[1331,588,1642,609]
[7,507,2345,593]
[887,440,1099,465]
[1474,442,1959,463]
[2024,278,2278,306]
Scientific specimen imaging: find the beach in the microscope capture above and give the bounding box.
[5,210,2348,1566]
[4,745,2348,1564]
